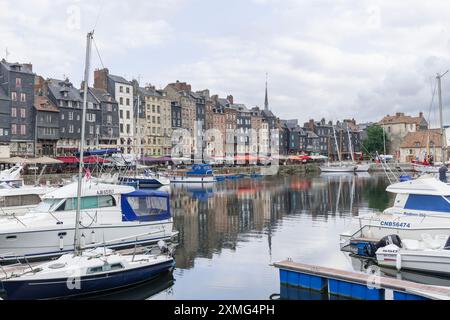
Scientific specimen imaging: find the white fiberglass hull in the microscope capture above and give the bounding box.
[355,164,371,172]
[340,213,450,248]
[0,221,174,262]
[377,248,450,275]
[170,176,216,183]
[412,164,440,174]
[320,166,356,173]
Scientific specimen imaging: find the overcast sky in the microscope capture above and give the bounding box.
[1,0,450,127]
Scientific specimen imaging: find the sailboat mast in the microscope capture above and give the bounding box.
[74,31,94,255]
[347,124,355,162]
[333,127,341,163]
[437,71,448,164]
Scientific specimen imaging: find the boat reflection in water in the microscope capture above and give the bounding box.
[349,254,450,288]
[80,273,175,300]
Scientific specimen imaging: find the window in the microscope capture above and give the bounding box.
[126,98,130,106]
[107,104,112,112]
[20,125,26,135]
[126,124,130,133]
[11,108,17,117]
[69,125,74,133]
[87,113,95,122]
[126,111,130,119]
[89,126,94,135]
[107,115,112,125]
[11,124,17,135]
[69,112,74,121]
[120,86,123,93]
[20,93,26,102]
[119,110,123,119]
[126,87,130,94]
[11,92,17,101]
[20,108,26,118]
[15,78,21,87]
[120,124,124,133]
[120,97,123,105]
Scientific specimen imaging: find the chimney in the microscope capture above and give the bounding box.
[227,95,234,104]
[94,68,109,91]
[419,112,423,118]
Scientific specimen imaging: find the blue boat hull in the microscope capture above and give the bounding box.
[119,177,164,188]
[1,260,175,300]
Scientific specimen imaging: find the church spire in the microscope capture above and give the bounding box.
[264,73,269,111]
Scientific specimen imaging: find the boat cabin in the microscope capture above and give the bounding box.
[387,178,450,214]
[186,164,214,177]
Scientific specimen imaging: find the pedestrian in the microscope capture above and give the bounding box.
[439,165,448,183]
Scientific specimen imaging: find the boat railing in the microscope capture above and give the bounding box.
[0,254,36,279]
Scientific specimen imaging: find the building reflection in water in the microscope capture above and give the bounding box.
[170,174,392,270]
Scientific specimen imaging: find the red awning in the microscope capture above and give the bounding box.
[56,156,110,164]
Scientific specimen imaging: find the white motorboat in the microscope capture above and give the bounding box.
[120,172,170,189]
[170,164,216,184]
[0,180,174,262]
[355,163,371,172]
[340,177,450,248]
[0,165,24,188]
[376,235,450,275]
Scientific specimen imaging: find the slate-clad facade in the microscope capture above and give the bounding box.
[0,59,35,156]
[34,95,59,156]
[0,87,10,144]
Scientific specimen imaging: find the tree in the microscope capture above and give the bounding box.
[362,125,389,156]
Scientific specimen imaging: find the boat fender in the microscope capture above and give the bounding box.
[91,230,96,244]
[396,253,402,271]
[59,236,64,251]
[81,234,86,248]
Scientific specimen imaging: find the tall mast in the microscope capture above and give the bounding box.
[333,126,341,163]
[346,124,355,162]
[74,31,94,256]
[437,71,448,164]
[135,92,140,178]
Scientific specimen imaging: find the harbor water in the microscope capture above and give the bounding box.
[91,172,424,300]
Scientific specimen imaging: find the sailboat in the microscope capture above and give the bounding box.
[345,124,370,172]
[0,32,175,300]
[320,126,357,173]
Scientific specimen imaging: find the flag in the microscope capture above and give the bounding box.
[85,168,91,180]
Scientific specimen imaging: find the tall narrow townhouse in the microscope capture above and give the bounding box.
[94,68,134,154]
[0,59,35,156]
[47,78,83,156]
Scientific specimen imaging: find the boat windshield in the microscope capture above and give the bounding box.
[33,199,62,212]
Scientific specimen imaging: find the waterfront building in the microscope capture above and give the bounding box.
[198,90,214,131]
[399,129,443,163]
[379,112,428,159]
[89,88,120,150]
[281,120,306,154]
[47,78,83,155]
[210,96,226,159]
[0,87,10,149]
[0,60,35,156]
[94,68,134,154]
[80,86,102,150]
[231,103,252,160]
[33,95,59,156]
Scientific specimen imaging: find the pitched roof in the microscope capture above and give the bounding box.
[379,113,426,126]
[108,74,131,85]
[34,95,59,113]
[48,79,83,102]
[1,59,34,74]
[89,87,117,103]
[400,130,442,148]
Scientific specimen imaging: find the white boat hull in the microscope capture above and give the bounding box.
[340,213,450,249]
[320,166,356,173]
[355,164,371,172]
[0,221,174,262]
[412,164,440,174]
[377,247,450,275]
[170,176,216,183]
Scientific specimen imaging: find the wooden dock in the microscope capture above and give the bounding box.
[274,260,450,300]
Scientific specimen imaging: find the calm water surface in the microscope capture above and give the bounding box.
[148,173,393,300]
[93,173,448,300]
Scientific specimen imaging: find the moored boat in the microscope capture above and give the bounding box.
[170,164,216,184]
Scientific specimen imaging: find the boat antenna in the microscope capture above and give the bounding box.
[74,31,94,256]
[437,70,448,165]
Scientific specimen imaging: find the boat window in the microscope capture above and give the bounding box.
[0,194,41,208]
[98,196,116,208]
[56,196,116,211]
[405,195,450,213]
[110,263,124,271]
[127,196,168,216]
[34,198,62,212]
[87,266,104,274]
